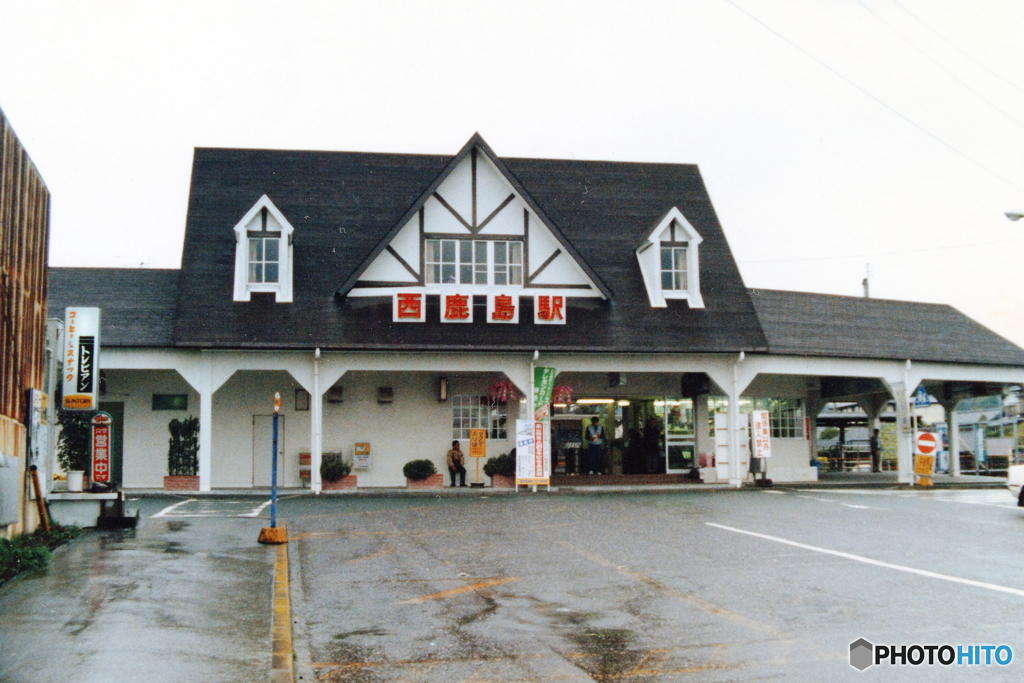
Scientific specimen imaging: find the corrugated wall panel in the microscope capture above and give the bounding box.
[0,107,50,426]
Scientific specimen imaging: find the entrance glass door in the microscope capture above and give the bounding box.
[663,399,695,472]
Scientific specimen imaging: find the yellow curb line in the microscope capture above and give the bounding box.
[270,526,293,683]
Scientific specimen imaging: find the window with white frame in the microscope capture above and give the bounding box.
[232,195,295,302]
[425,239,522,287]
[248,235,280,283]
[752,398,805,438]
[452,395,508,440]
[636,207,703,308]
[660,245,687,291]
[493,241,523,286]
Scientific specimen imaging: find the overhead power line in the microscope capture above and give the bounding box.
[856,0,1024,132]
[738,236,1024,264]
[889,0,1024,97]
[722,0,1024,194]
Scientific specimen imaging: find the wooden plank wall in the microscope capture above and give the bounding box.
[0,107,50,427]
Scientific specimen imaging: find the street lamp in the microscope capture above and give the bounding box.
[1007,212,1024,221]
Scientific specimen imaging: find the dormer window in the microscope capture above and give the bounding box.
[232,195,295,302]
[661,244,688,291]
[636,207,704,308]
[249,231,280,284]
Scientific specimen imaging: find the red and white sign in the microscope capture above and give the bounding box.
[441,293,473,323]
[534,295,566,325]
[393,292,426,322]
[91,412,113,484]
[915,431,938,456]
[487,293,519,323]
[751,410,772,458]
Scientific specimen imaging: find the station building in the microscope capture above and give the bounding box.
[47,135,1024,492]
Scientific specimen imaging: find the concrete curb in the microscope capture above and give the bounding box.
[126,477,1009,499]
[268,524,293,683]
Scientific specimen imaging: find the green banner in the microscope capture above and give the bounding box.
[533,366,557,409]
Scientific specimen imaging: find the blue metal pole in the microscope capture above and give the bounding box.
[271,410,279,528]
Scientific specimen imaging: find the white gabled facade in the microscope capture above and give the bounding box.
[350,146,602,301]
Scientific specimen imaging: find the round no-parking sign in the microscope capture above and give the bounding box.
[916,432,938,455]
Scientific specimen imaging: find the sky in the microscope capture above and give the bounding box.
[2,1,1024,345]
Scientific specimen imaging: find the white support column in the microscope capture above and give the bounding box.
[860,393,888,473]
[311,349,322,494]
[727,355,743,488]
[885,378,914,485]
[946,401,961,477]
[197,353,214,492]
[805,388,827,477]
[694,393,711,461]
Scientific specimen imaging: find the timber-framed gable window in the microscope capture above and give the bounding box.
[424,238,523,287]
[636,207,704,308]
[493,240,523,286]
[232,195,295,302]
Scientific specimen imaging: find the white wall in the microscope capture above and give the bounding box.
[762,437,817,482]
[320,371,519,487]
[103,369,199,488]
[211,371,310,488]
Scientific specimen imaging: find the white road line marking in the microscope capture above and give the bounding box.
[841,504,870,509]
[706,522,1024,597]
[239,499,273,518]
[762,490,786,495]
[152,498,196,518]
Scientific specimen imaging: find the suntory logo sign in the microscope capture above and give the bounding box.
[63,307,101,411]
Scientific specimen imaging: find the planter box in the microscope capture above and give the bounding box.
[164,475,200,491]
[322,475,357,490]
[406,473,444,489]
[490,474,517,488]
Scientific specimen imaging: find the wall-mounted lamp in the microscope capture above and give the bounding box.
[378,387,394,404]
[438,376,448,402]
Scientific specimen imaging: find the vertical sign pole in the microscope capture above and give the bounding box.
[258,392,288,545]
[271,392,280,529]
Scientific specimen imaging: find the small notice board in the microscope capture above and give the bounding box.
[354,442,370,469]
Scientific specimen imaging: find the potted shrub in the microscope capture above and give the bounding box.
[483,452,516,488]
[403,459,443,489]
[57,410,93,491]
[164,416,200,491]
[320,452,357,490]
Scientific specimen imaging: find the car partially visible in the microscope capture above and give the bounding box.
[1008,464,1024,506]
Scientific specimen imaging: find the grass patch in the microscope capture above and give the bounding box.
[0,524,83,586]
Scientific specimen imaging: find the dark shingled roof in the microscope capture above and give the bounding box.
[47,268,179,347]
[747,289,1024,366]
[170,145,768,353]
[44,141,1024,368]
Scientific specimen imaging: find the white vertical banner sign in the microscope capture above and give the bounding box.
[516,419,536,480]
[751,410,772,459]
[62,308,101,411]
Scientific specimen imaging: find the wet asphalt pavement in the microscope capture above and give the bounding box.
[282,488,1024,682]
[1,488,1022,682]
[0,497,273,683]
